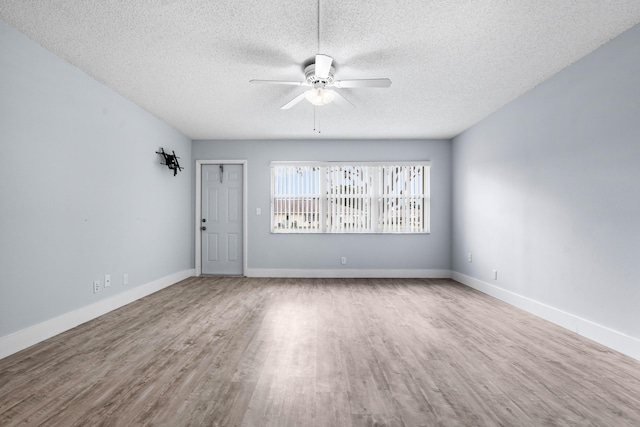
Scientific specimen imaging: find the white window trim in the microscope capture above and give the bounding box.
[270,161,431,234]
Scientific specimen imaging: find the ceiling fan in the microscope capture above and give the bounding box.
[250,54,392,109]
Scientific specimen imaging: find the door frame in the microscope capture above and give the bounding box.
[195,159,248,276]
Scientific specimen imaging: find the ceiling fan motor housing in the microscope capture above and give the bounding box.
[305,64,335,88]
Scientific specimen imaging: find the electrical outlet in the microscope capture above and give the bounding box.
[104,274,111,287]
[123,274,129,285]
[93,280,100,293]
[341,257,347,265]
[468,253,473,263]
[492,270,498,280]
[256,208,261,215]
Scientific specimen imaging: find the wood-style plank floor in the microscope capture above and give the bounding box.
[1,277,639,426]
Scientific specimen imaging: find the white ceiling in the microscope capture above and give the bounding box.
[1,1,640,140]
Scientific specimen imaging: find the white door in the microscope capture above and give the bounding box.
[201,164,243,275]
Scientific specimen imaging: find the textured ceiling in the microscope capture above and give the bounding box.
[1,1,640,140]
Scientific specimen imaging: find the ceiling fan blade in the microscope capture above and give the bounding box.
[334,78,392,88]
[250,79,303,86]
[331,91,354,108]
[281,92,307,109]
[315,54,333,79]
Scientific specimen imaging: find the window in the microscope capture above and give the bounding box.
[271,162,430,233]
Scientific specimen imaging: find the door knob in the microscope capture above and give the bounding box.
[201,226,207,231]
[202,218,206,223]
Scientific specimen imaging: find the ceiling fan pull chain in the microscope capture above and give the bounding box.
[314,107,321,134]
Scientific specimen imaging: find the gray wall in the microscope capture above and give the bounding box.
[452,24,640,340]
[193,139,451,273]
[0,20,193,337]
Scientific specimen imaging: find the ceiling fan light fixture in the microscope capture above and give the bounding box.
[304,88,335,106]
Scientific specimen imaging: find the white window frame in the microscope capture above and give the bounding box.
[270,161,430,234]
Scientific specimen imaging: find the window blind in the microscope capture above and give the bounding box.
[271,162,429,234]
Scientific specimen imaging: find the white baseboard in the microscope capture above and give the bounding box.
[0,269,195,360]
[246,268,452,279]
[452,271,640,361]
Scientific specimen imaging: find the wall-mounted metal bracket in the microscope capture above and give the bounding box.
[156,147,183,176]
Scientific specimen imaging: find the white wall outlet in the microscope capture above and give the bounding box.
[341,257,347,265]
[468,253,473,263]
[492,270,498,280]
[123,274,129,285]
[256,208,261,215]
[104,274,111,287]
[93,280,100,293]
